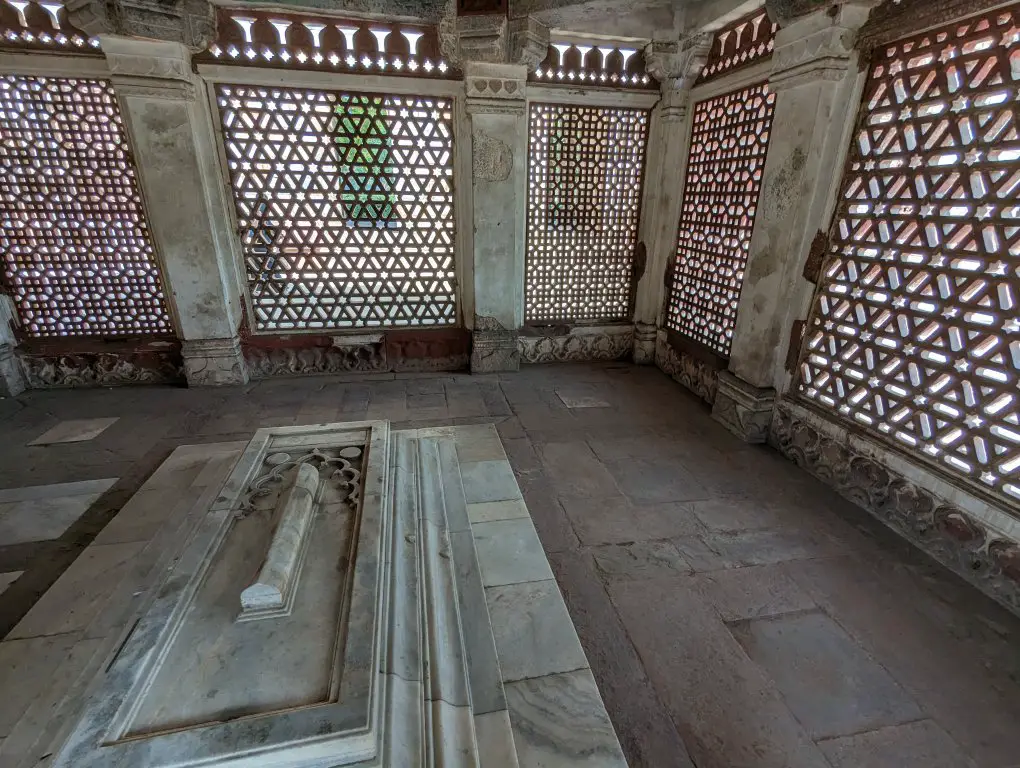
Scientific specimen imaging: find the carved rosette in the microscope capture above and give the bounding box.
[519,328,633,365]
[771,400,1020,614]
[654,333,718,404]
[472,130,513,181]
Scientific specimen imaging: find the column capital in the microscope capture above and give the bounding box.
[66,0,214,51]
[508,16,550,69]
[769,3,870,90]
[100,36,197,101]
[646,31,712,91]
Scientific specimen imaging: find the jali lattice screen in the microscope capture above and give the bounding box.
[216,85,457,331]
[0,76,172,337]
[667,82,776,356]
[525,103,649,323]
[798,6,1020,502]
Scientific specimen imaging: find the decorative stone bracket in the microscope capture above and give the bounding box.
[769,4,870,90]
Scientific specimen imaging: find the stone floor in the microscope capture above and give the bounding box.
[1,362,1019,767]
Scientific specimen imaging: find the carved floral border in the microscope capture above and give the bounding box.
[771,398,1020,614]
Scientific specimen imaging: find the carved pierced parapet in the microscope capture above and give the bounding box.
[772,399,1020,615]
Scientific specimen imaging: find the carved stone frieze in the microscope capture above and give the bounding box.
[654,332,718,404]
[771,400,1020,614]
[769,5,869,90]
[711,371,776,444]
[19,349,184,388]
[473,131,513,181]
[519,327,633,365]
[101,36,197,101]
[508,16,549,68]
[66,0,214,50]
[244,341,387,379]
[465,63,527,115]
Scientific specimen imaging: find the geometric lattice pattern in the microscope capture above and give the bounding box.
[667,82,776,356]
[216,85,456,331]
[525,103,649,323]
[697,9,777,85]
[798,6,1020,502]
[0,76,173,338]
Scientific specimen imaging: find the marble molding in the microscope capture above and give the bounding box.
[519,326,634,365]
[182,336,249,387]
[771,399,1020,615]
[19,349,184,388]
[712,371,777,444]
[654,332,718,404]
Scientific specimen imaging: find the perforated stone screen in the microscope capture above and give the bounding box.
[525,102,649,324]
[667,82,776,357]
[798,7,1020,502]
[215,85,457,331]
[0,75,173,338]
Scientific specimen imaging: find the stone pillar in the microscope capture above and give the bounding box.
[711,4,868,441]
[101,36,249,386]
[465,63,528,373]
[0,296,25,397]
[633,35,710,364]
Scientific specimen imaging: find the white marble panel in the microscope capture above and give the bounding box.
[472,518,553,588]
[467,500,530,525]
[460,461,522,504]
[8,541,145,640]
[486,579,587,683]
[556,393,611,409]
[505,669,627,767]
[0,570,22,596]
[28,418,119,445]
[0,478,117,504]
[475,709,520,768]
[0,493,104,545]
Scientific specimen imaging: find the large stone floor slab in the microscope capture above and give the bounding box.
[0,364,1018,768]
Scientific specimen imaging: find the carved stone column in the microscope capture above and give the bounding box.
[633,35,710,365]
[0,296,26,397]
[101,36,249,386]
[465,63,529,373]
[711,4,869,441]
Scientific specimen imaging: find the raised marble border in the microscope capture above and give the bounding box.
[51,422,392,768]
[451,424,628,767]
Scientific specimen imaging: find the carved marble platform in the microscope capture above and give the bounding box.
[45,422,625,768]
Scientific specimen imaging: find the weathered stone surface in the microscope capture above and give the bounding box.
[693,564,815,622]
[731,612,923,739]
[560,496,703,545]
[818,719,976,768]
[608,578,831,768]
